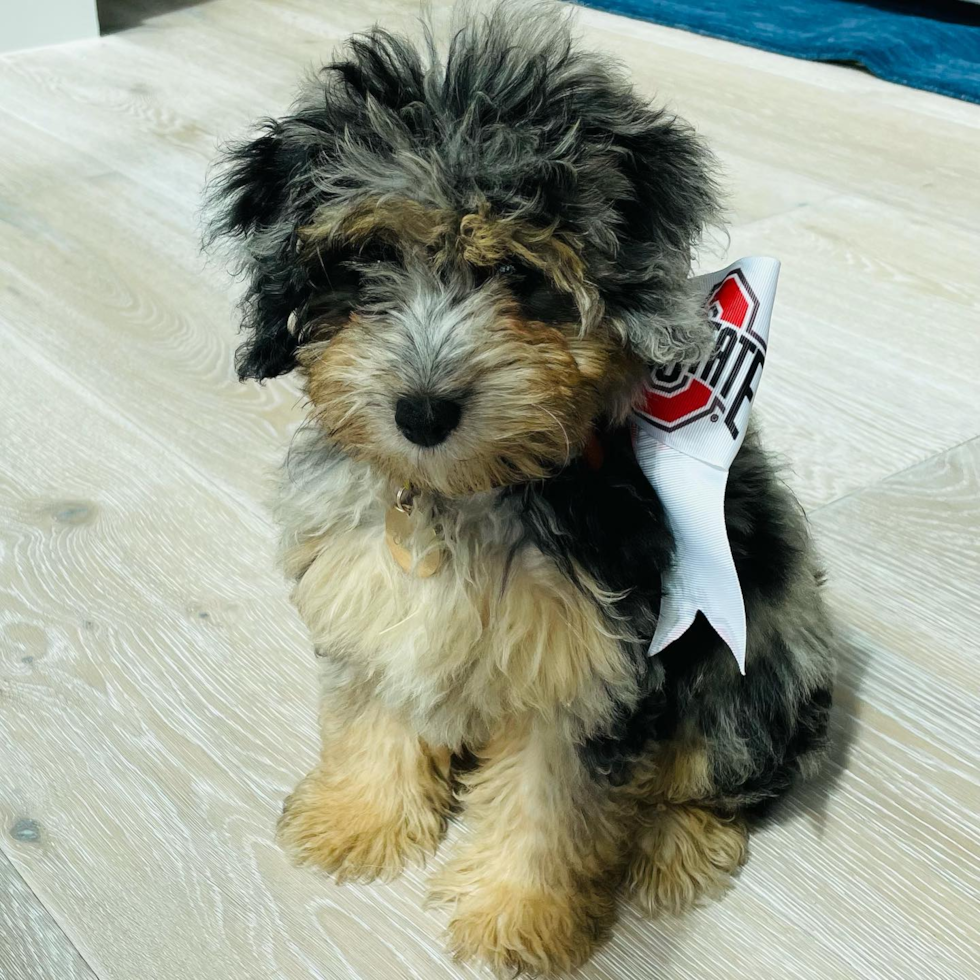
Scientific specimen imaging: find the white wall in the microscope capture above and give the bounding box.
[0,0,100,55]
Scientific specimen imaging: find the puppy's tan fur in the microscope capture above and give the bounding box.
[287,488,637,748]
[304,196,593,312]
[278,699,452,882]
[300,302,641,497]
[431,716,624,974]
[274,420,768,973]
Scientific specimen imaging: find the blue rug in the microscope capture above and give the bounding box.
[576,0,980,104]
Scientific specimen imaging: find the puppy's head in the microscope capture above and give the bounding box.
[207,2,719,496]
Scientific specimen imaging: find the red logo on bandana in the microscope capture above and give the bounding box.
[637,270,767,438]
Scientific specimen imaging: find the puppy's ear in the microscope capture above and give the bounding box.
[206,120,312,381]
[595,107,722,367]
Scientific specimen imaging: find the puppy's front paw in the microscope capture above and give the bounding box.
[627,804,748,917]
[277,765,447,883]
[432,866,612,976]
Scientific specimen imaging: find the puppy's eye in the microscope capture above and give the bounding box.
[507,265,579,323]
[472,262,521,287]
[355,240,399,266]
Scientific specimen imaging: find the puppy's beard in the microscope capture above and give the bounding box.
[300,312,642,498]
[319,388,589,498]
[387,427,574,497]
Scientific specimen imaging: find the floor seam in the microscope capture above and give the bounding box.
[0,846,105,980]
[810,434,980,516]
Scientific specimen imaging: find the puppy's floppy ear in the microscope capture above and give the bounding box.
[617,115,719,364]
[591,102,722,367]
[205,120,313,381]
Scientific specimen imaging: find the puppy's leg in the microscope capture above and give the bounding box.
[624,673,836,917]
[278,694,451,882]
[431,716,625,976]
[624,437,836,916]
[624,740,748,917]
[625,742,748,916]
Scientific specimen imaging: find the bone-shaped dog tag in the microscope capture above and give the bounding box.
[385,506,444,578]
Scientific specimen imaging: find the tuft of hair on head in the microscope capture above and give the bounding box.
[204,0,722,381]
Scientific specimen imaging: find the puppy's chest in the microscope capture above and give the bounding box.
[288,504,633,746]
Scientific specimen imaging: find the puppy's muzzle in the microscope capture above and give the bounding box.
[395,394,462,447]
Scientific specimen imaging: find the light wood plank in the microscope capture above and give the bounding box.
[0,849,96,980]
[723,194,980,509]
[0,163,301,506]
[577,6,980,230]
[0,335,481,980]
[0,112,109,199]
[813,437,980,695]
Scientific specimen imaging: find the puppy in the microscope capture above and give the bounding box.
[207,3,836,974]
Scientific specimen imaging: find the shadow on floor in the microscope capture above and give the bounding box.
[752,625,873,838]
[97,0,215,34]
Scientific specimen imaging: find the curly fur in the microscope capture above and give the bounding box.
[205,0,719,380]
[206,3,836,975]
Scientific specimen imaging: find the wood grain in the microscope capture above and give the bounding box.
[0,162,303,505]
[0,337,480,980]
[724,195,980,509]
[813,438,980,696]
[1,1,978,978]
[0,850,95,980]
[577,5,980,231]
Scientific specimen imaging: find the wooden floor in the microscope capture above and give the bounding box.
[1,1,978,978]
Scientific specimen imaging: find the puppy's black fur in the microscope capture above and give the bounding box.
[207,2,718,381]
[516,425,831,804]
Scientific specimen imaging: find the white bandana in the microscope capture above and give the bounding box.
[632,256,781,673]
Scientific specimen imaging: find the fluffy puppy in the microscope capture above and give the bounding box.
[207,3,836,974]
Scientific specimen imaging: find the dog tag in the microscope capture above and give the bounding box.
[385,506,444,578]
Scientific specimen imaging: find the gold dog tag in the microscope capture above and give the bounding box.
[385,506,444,578]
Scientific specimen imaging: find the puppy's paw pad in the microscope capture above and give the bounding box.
[629,806,747,917]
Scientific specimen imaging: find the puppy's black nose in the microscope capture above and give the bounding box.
[395,395,462,447]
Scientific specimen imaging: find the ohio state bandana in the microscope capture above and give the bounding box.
[632,256,781,673]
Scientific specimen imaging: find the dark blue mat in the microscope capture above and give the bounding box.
[576,0,980,104]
